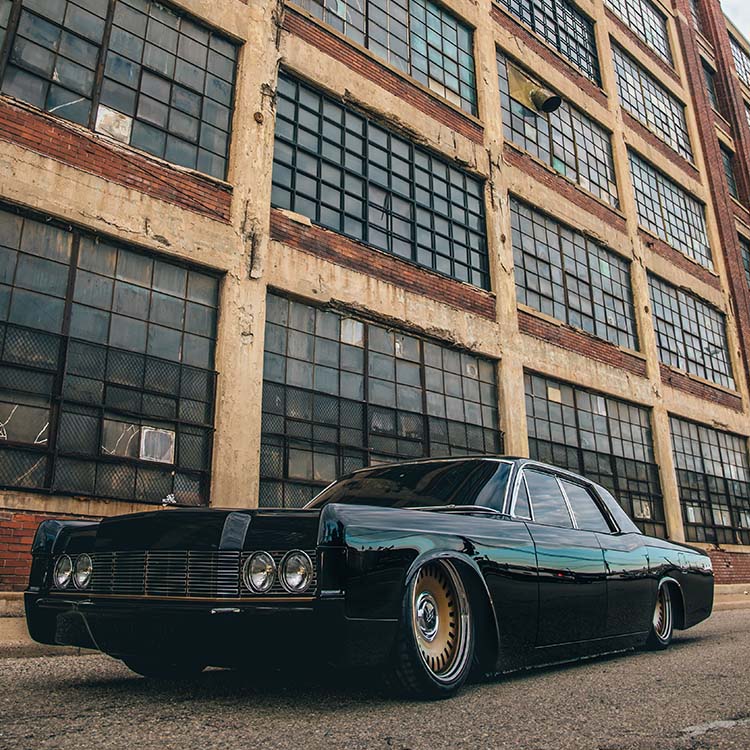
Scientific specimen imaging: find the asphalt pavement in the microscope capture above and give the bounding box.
[0,609,748,750]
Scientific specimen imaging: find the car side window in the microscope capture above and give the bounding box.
[560,479,612,533]
[523,470,573,528]
[512,477,532,520]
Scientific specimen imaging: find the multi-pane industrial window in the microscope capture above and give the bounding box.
[629,151,712,268]
[0,0,238,179]
[0,204,219,505]
[730,35,750,88]
[496,0,600,86]
[604,0,672,65]
[671,417,750,545]
[260,293,502,507]
[498,54,618,207]
[740,234,750,290]
[648,274,734,389]
[525,372,665,537]
[688,0,704,36]
[721,145,740,201]
[702,61,719,112]
[296,0,477,116]
[510,198,638,350]
[272,73,489,289]
[613,45,692,161]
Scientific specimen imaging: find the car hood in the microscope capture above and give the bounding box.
[93,508,322,552]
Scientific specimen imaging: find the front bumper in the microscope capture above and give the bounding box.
[24,592,397,668]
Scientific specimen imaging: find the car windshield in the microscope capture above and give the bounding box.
[306,459,512,510]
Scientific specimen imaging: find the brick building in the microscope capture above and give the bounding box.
[0,0,749,591]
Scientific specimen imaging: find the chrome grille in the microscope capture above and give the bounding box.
[75,550,317,598]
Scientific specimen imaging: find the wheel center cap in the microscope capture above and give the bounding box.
[416,591,439,641]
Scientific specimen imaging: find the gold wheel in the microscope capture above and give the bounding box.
[411,561,471,682]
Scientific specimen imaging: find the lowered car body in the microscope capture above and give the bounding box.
[25,457,713,698]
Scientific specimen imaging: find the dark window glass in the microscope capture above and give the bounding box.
[525,371,665,537]
[613,45,691,161]
[730,35,750,88]
[671,416,750,546]
[604,0,672,64]
[272,73,489,289]
[498,54,618,208]
[629,150,712,268]
[721,145,740,201]
[561,478,610,532]
[308,459,512,508]
[524,469,572,527]
[0,0,238,179]
[259,292,503,508]
[740,234,750,291]
[703,61,719,112]
[648,273,734,389]
[296,0,477,115]
[689,0,704,34]
[510,197,637,350]
[513,476,531,519]
[0,205,219,506]
[496,0,600,85]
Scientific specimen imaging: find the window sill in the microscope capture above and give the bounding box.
[517,304,645,361]
[504,142,625,222]
[284,4,484,130]
[638,228,719,279]
[660,363,739,399]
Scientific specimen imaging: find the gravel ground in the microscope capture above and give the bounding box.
[0,610,748,750]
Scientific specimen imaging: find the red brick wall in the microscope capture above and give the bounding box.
[709,549,750,585]
[659,363,743,411]
[282,8,484,145]
[518,309,648,377]
[270,209,497,319]
[0,510,99,592]
[504,145,628,234]
[0,97,232,222]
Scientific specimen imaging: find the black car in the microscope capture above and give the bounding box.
[25,457,713,699]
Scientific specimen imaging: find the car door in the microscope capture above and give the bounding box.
[520,468,608,647]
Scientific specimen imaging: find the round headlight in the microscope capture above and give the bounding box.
[243,551,276,593]
[74,554,93,589]
[53,555,73,589]
[280,550,313,593]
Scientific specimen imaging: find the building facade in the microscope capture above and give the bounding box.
[1,0,750,590]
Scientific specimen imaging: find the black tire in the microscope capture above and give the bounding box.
[121,655,206,680]
[389,560,475,700]
[645,582,674,650]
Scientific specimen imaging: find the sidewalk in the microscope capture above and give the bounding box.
[0,585,748,659]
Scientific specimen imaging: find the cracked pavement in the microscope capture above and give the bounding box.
[0,609,747,750]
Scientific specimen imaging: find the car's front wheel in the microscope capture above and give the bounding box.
[645,582,674,650]
[389,560,475,699]
[121,655,206,680]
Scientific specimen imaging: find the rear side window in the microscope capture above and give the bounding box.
[524,470,573,528]
[513,478,532,519]
[560,479,611,533]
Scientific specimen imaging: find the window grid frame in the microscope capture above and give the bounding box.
[648,273,735,390]
[730,35,750,88]
[260,292,503,508]
[612,44,692,162]
[0,0,238,180]
[720,144,740,202]
[496,0,601,86]
[272,72,490,290]
[604,0,672,65]
[510,197,638,350]
[670,415,750,545]
[628,150,712,268]
[498,53,619,208]
[524,371,666,538]
[0,201,220,506]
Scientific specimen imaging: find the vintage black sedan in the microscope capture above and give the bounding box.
[25,457,713,698]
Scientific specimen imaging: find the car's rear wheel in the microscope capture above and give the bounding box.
[645,582,674,650]
[389,560,474,699]
[121,655,206,680]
